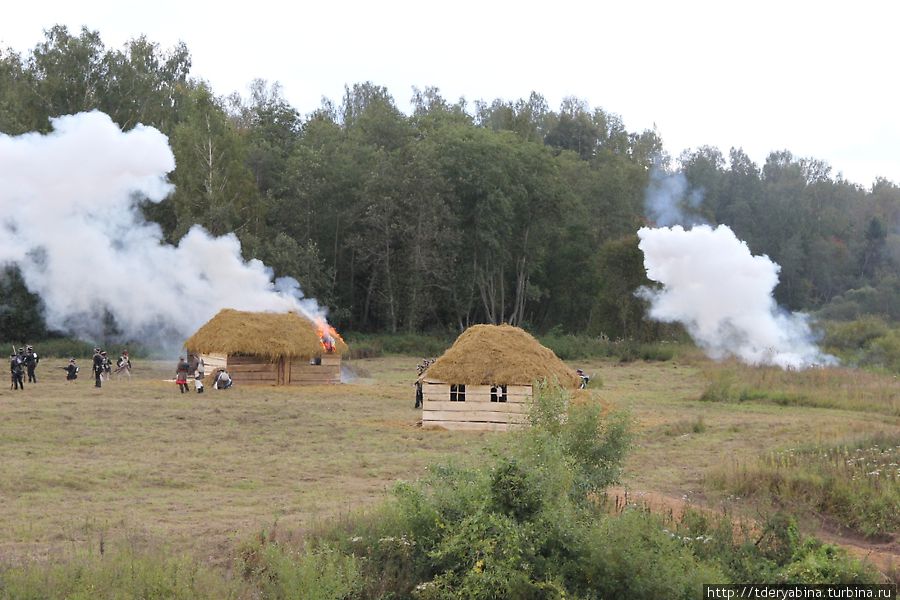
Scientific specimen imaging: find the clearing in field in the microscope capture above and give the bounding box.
[0,352,896,573]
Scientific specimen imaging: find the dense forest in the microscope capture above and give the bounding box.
[2,26,899,341]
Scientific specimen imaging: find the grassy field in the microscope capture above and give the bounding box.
[0,352,897,573]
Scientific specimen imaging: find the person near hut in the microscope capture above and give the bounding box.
[24,345,39,383]
[115,350,132,378]
[414,358,434,408]
[187,353,205,378]
[175,357,191,393]
[92,347,104,388]
[194,373,204,393]
[214,368,233,390]
[10,352,24,390]
[62,358,79,382]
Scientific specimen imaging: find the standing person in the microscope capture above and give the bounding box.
[100,351,112,381]
[24,345,38,383]
[62,359,79,382]
[115,350,132,378]
[175,357,191,393]
[10,353,24,390]
[92,347,104,388]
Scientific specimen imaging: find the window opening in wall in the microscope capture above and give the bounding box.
[450,384,466,402]
[490,385,508,402]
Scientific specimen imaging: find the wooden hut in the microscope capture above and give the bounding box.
[419,324,580,431]
[184,309,348,386]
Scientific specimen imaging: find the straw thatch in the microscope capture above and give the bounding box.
[184,309,348,360]
[422,324,580,387]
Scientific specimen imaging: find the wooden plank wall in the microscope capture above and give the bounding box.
[421,383,532,431]
[199,354,342,386]
[288,354,341,385]
[226,354,279,385]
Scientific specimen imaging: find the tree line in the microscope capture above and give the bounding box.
[2,26,898,342]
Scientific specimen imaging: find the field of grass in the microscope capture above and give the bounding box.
[0,357,500,566]
[0,351,897,581]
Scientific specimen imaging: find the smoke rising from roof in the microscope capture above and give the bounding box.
[0,111,327,347]
[637,224,835,369]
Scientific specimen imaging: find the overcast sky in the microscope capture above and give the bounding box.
[4,0,898,188]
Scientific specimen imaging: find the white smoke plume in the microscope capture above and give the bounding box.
[0,111,330,347]
[637,224,835,369]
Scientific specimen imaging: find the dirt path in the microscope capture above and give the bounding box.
[605,486,898,577]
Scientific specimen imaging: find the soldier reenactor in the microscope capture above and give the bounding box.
[92,347,104,388]
[10,352,24,390]
[115,350,132,378]
[62,359,79,382]
[101,351,111,381]
[24,345,38,383]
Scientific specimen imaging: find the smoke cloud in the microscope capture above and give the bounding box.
[0,111,328,347]
[645,168,705,227]
[637,224,835,369]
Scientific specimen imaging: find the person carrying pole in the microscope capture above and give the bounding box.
[10,352,24,390]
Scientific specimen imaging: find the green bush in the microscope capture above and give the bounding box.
[678,511,878,585]
[823,317,890,351]
[238,538,361,600]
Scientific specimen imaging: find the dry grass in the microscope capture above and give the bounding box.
[698,361,900,416]
[0,352,897,569]
[0,357,494,565]
[423,324,580,387]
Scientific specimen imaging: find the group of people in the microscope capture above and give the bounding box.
[8,345,135,390]
[8,345,39,390]
[88,348,132,388]
[174,353,232,394]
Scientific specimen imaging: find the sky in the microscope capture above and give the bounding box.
[3,0,899,188]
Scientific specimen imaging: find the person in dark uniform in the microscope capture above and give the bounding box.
[62,359,79,382]
[10,353,24,390]
[92,347,104,388]
[24,345,38,383]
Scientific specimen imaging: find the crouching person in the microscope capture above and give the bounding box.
[214,369,232,390]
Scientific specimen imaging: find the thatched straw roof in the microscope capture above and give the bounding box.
[184,309,348,360]
[422,324,579,387]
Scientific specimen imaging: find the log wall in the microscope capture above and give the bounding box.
[421,383,532,431]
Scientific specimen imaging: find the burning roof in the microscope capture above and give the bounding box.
[184,309,348,360]
[422,324,580,387]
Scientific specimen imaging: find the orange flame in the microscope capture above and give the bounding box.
[316,318,343,353]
